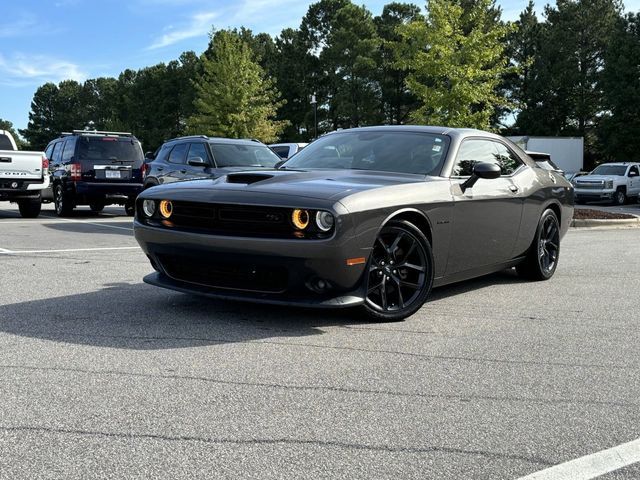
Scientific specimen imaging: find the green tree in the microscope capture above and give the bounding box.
[187,29,287,142]
[374,2,423,124]
[396,0,512,129]
[20,82,60,149]
[599,13,640,160]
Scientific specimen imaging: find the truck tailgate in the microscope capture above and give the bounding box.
[0,150,44,180]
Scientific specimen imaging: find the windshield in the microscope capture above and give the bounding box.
[591,165,627,176]
[210,144,280,168]
[77,136,143,162]
[283,131,450,175]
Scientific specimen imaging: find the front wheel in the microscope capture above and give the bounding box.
[614,188,626,206]
[361,219,434,322]
[17,197,42,218]
[516,209,560,281]
[124,198,135,216]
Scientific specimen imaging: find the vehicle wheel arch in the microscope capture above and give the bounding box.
[543,201,562,225]
[381,208,433,247]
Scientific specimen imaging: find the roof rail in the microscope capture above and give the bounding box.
[70,129,134,136]
[166,135,209,142]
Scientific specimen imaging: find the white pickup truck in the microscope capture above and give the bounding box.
[0,130,50,217]
[573,162,640,205]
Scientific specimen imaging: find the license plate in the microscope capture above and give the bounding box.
[105,170,121,179]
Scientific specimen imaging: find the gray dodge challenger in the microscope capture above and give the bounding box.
[134,126,574,321]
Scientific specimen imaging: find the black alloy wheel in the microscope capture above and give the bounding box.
[517,208,560,280]
[363,219,434,321]
[54,184,73,217]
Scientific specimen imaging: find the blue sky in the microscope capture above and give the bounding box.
[2,0,639,133]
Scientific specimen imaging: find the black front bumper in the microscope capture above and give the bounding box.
[134,220,370,308]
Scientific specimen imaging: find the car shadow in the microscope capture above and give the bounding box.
[0,271,527,351]
[43,222,133,236]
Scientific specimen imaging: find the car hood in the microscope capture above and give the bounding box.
[150,169,428,201]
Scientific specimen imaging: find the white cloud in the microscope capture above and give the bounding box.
[0,53,87,86]
[147,11,218,49]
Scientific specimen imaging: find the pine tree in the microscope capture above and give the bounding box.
[187,30,287,143]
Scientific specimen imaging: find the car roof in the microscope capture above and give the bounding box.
[596,162,637,166]
[324,125,498,140]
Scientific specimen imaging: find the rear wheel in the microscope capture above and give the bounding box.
[54,184,74,217]
[516,209,560,281]
[124,198,136,216]
[89,201,105,213]
[361,219,434,322]
[17,197,42,218]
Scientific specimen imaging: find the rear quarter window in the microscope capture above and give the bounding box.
[0,134,14,150]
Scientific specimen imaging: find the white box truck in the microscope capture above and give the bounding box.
[508,136,584,175]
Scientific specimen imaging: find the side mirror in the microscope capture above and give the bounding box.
[188,156,207,167]
[461,162,501,192]
[629,171,638,177]
[145,151,155,160]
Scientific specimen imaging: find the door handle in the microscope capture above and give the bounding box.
[180,169,187,174]
[508,185,519,193]
[157,167,164,171]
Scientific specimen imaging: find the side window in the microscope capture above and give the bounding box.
[51,142,63,165]
[493,142,524,176]
[168,143,188,164]
[155,144,172,163]
[628,165,639,177]
[61,137,77,163]
[272,146,289,159]
[187,143,209,163]
[451,139,497,177]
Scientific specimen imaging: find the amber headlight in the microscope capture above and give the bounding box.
[292,209,310,229]
[315,211,334,231]
[142,199,156,217]
[159,200,173,219]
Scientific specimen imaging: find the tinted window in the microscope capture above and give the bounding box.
[271,146,290,159]
[61,137,77,163]
[284,132,449,175]
[452,140,496,176]
[187,143,209,163]
[0,133,13,150]
[210,144,280,167]
[155,144,172,163]
[168,143,188,164]
[591,165,628,176]
[494,142,524,175]
[76,136,143,162]
[452,140,523,177]
[51,142,63,164]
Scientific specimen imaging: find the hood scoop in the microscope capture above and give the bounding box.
[226,173,274,185]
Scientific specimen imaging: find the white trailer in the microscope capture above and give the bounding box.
[508,136,584,174]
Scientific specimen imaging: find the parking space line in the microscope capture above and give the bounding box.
[0,247,139,254]
[52,217,133,231]
[0,219,132,225]
[518,437,640,479]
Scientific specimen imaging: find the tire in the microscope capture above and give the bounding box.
[53,184,74,217]
[361,219,434,322]
[614,188,626,206]
[516,209,561,281]
[124,198,136,216]
[89,201,105,213]
[17,197,42,218]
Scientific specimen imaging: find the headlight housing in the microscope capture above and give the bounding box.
[605,180,614,189]
[292,209,310,230]
[159,200,173,219]
[142,199,156,217]
[315,211,335,232]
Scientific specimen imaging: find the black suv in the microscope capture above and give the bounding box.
[46,130,144,216]
[143,136,281,189]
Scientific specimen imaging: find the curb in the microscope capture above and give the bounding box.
[571,217,640,228]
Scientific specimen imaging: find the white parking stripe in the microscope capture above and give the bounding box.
[52,217,133,231]
[518,437,640,480]
[0,247,139,254]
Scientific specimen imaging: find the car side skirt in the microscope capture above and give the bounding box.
[433,257,526,288]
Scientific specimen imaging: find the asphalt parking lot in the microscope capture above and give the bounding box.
[1,203,639,479]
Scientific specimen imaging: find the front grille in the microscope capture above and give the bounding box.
[165,202,301,237]
[157,254,288,293]
[575,181,604,190]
